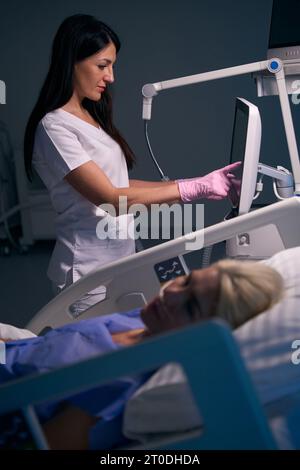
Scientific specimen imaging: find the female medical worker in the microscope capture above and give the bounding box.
[24,14,240,317]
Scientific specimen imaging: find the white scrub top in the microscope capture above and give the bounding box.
[32,108,135,305]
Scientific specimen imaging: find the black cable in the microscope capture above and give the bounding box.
[144,121,170,181]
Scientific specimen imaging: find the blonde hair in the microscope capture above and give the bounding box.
[213,259,284,329]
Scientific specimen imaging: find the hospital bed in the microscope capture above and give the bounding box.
[0,319,277,450]
[27,197,300,334]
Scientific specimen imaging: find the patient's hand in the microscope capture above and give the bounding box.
[111,329,145,346]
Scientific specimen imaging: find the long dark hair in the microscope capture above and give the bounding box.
[24,14,135,182]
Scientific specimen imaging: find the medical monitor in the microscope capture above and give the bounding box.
[229,98,262,216]
[268,0,300,61]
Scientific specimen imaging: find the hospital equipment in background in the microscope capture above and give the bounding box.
[27,95,279,333]
[143,0,300,191]
[27,197,300,334]
[0,142,56,253]
[0,320,277,450]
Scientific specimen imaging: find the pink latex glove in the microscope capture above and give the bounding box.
[176,161,242,202]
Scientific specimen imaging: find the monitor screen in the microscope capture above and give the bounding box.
[268,0,300,54]
[229,98,262,215]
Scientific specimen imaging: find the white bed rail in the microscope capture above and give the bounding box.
[27,198,300,333]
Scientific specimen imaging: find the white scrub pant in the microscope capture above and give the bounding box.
[50,237,137,319]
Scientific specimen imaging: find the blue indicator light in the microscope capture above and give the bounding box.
[270,61,278,70]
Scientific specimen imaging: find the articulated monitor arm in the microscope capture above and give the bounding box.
[257,163,294,199]
[142,58,300,194]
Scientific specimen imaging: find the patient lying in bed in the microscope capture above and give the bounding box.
[1,246,300,449]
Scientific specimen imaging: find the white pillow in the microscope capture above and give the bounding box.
[123,363,202,442]
[0,322,37,341]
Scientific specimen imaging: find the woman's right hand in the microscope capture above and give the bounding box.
[176,161,242,202]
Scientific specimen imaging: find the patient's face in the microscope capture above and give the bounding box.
[141,266,220,334]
